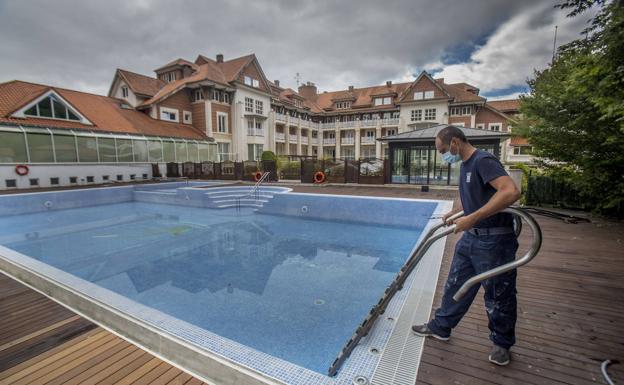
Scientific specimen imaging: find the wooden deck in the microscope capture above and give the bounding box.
[1,184,623,384]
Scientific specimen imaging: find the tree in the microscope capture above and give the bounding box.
[518,0,624,215]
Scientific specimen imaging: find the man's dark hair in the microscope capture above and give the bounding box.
[436,125,468,144]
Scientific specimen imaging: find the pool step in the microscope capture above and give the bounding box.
[204,187,277,209]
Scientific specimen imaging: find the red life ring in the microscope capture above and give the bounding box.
[15,164,29,176]
[314,171,326,184]
[253,171,263,182]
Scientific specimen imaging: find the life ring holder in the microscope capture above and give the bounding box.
[314,171,326,184]
[15,164,29,176]
[253,171,263,182]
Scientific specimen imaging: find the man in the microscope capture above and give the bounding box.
[412,125,521,366]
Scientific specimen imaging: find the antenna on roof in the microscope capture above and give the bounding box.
[294,72,301,87]
[551,25,558,65]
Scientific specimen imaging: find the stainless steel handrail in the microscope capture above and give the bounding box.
[236,171,271,211]
[452,206,542,301]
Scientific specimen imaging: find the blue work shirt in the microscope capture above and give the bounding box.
[459,149,513,228]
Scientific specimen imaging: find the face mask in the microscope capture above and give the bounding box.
[442,142,461,164]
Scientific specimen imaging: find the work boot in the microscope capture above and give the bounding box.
[488,345,511,366]
[411,323,450,341]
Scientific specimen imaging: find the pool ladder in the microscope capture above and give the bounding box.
[327,207,542,377]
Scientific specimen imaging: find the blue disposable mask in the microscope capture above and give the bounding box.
[442,143,461,164]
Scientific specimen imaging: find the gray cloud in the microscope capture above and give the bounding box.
[0,0,579,96]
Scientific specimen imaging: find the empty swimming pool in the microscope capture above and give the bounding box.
[0,183,452,385]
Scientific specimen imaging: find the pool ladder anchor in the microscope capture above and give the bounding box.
[327,207,542,377]
[236,171,271,212]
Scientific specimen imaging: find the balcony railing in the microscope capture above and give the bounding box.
[247,128,265,137]
[321,122,336,130]
[361,136,376,144]
[275,113,288,122]
[301,137,309,145]
[381,118,399,126]
[360,119,377,127]
[289,134,298,142]
[341,137,355,145]
[289,117,299,126]
[275,132,285,141]
[323,138,336,145]
[311,137,318,145]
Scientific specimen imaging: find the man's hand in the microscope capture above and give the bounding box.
[453,214,478,233]
[442,209,461,225]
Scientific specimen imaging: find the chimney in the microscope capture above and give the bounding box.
[348,85,354,92]
[386,80,392,87]
[216,54,224,63]
[274,80,280,87]
[298,81,318,100]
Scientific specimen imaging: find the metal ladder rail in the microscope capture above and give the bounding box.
[327,211,464,376]
[236,171,271,211]
[327,207,541,377]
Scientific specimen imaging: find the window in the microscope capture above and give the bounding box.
[130,174,136,180]
[193,89,204,102]
[374,97,392,106]
[5,179,16,188]
[217,113,228,133]
[116,139,133,162]
[116,175,123,181]
[476,123,485,129]
[386,128,396,136]
[0,131,28,163]
[121,86,129,98]
[450,107,461,116]
[224,93,230,104]
[245,97,253,112]
[142,173,148,179]
[76,136,98,162]
[164,72,176,83]
[255,100,263,115]
[336,101,351,109]
[383,96,392,105]
[414,91,423,100]
[86,176,94,183]
[424,108,436,120]
[27,132,54,162]
[255,120,263,136]
[461,106,471,115]
[29,178,39,186]
[247,144,263,160]
[50,177,59,185]
[489,123,501,131]
[253,79,259,88]
[69,176,78,184]
[98,138,116,162]
[411,109,422,121]
[424,90,434,99]
[244,76,256,87]
[53,133,78,162]
[160,107,178,122]
[513,146,533,155]
[217,142,230,161]
[175,141,188,162]
[148,140,163,162]
[23,94,81,122]
[163,141,175,162]
[183,111,192,124]
[102,175,109,181]
[132,140,148,162]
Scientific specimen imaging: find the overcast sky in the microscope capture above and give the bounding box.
[0,0,595,100]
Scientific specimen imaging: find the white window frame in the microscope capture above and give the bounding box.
[121,86,129,98]
[424,90,434,99]
[374,98,383,106]
[476,123,485,129]
[193,89,204,102]
[13,90,92,125]
[217,112,228,133]
[183,110,192,124]
[255,100,263,115]
[244,76,253,86]
[489,122,502,131]
[386,128,396,136]
[424,108,436,120]
[411,109,422,121]
[252,79,259,88]
[461,106,471,115]
[414,91,424,100]
[383,96,392,105]
[159,106,179,122]
[245,97,254,112]
[164,72,176,83]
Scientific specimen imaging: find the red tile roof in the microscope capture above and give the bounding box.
[442,83,486,103]
[154,58,198,72]
[510,136,530,145]
[117,69,165,97]
[487,99,520,112]
[0,80,208,140]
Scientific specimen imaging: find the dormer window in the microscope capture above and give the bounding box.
[21,93,84,122]
[163,72,176,83]
[424,90,434,99]
[336,101,351,109]
[244,76,259,88]
[373,97,392,106]
[121,86,129,98]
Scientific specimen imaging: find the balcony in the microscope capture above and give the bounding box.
[275,132,285,141]
[361,136,376,145]
[301,136,309,145]
[341,137,355,145]
[360,119,377,127]
[381,118,399,126]
[321,122,336,130]
[311,137,318,145]
[247,128,265,137]
[289,117,299,126]
[323,138,336,145]
[289,134,298,142]
[275,113,288,122]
